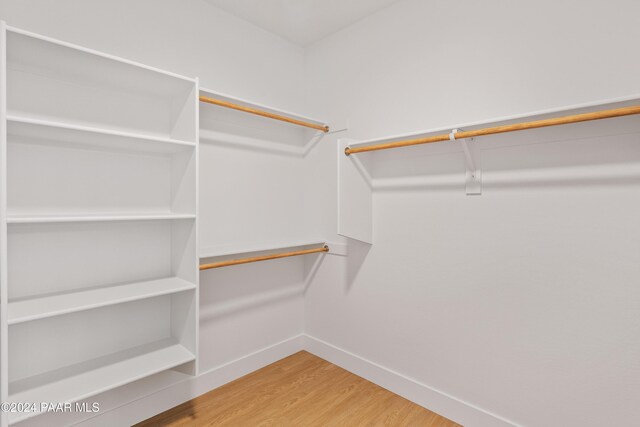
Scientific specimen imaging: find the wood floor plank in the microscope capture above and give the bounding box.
[135,351,461,427]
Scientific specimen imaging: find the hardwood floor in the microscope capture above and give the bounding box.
[136,351,461,426]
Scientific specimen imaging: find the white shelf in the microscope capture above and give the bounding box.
[7,26,195,98]
[7,212,196,224]
[6,26,197,141]
[200,239,327,259]
[8,339,195,424]
[8,277,196,325]
[7,115,196,154]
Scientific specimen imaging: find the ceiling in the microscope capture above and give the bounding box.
[203,0,404,47]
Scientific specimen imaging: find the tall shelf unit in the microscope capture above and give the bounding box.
[0,23,199,425]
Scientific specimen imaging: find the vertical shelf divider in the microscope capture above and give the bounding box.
[193,77,200,375]
[1,19,10,427]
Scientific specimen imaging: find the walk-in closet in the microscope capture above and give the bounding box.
[0,1,639,426]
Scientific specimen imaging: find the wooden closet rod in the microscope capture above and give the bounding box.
[199,96,329,132]
[345,105,640,155]
[200,245,329,271]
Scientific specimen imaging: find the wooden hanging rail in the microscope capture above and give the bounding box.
[199,244,329,271]
[199,95,329,133]
[345,105,640,155]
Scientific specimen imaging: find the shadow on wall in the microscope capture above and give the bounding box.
[303,252,327,294]
[345,239,372,292]
[199,256,308,322]
[200,101,325,157]
[301,239,372,294]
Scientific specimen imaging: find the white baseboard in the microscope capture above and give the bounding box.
[303,334,520,427]
[73,334,305,426]
[40,332,517,427]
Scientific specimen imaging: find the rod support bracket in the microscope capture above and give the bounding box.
[450,129,482,195]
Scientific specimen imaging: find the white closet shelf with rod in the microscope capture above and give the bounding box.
[338,95,640,244]
[199,87,336,157]
[200,241,330,271]
[199,87,329,132]
[344,105,640,155]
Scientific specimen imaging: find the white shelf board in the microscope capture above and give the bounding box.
[6,212,196,224]
[8,339,195,424]
[348,93,640,150]
[200,239,327,259]
[7,26,195,98]
[7,115,196,154]
[200,86,327,129]
[8,277,196,325]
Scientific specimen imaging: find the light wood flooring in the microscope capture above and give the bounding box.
[136,351,461,426]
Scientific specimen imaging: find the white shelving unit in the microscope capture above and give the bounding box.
[0,23,199,425]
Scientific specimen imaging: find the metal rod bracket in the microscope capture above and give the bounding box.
[450,129,482,195]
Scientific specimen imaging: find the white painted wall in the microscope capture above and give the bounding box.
[304,0,640,426]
